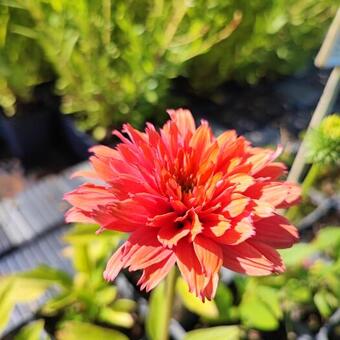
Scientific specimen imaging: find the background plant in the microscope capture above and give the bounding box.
[1,224,339,339]
[288,114,340,221]
[0,0,336,137]
[146,226,340,339]
[0,224,134,338]
[0,4,50,116]
[187,0,337,91]
[1,0,242,137]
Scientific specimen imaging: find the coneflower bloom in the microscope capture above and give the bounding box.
[64,109,300,301]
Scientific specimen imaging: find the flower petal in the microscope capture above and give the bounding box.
[261,182,301,208]
[64,183,115,211]
[193,236,222,299]
[104,243,130,282]
[254,162,287,180]
[224,194,250,218]
[175,240,206,299]
[222,241,284,276]
[253,214,299,248]
[158,225,190,248]
[65,207,95,224]
[138,254,177,292]
[167,109,196,136]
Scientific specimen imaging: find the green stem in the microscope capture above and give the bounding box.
[301,163,321,198]
[160,266,177,340]
[287,163,321,221]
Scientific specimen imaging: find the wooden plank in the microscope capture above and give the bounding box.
[0,226,11,254]
[0,226,70,335]
[0,201,31,245]
[15,190,47,234]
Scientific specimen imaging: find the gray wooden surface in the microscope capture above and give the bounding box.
[0,162,89,336]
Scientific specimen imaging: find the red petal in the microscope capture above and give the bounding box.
[138,253,177,292]
[167,109,196,136]
[175,240,206,300]
[105,228,174,283]
[193,236,222,299]
[254,162,287,180]
[253,214,299,248]
[104,243,130,281]
[64,183,115,210]
[222,241,284,276]
[158,225,190,248]
[65,207,95,224]
[147,212,178,228]
[193,236,223,277]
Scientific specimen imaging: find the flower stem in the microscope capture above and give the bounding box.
[161,266,177,340]
[301,163,321,198]
[287,163,321,221]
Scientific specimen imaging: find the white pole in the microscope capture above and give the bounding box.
[287,67,340,183]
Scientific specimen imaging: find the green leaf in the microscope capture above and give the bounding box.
[95,287,117,306]
[176,277,219,319]
[146,282,165,340]
[16,265,72,288]
[314,291,332,318]
[257,286,282,319]
[9,278,50,303]
[14,320,46,340]
[0,278,14,334]
[111,299,136,312]
[313,227,340,251]
[98,307,134,328]
[214,284,234,321]
[280,243,314,267]
[185,326,241,340]
[64,224,123,245]
[240,284,281,331]
[56,321,128,340]
[41,293,76,316]
[73,245,92,274]
[285,280,311,303]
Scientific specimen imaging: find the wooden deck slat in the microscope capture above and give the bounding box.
[0,162,89,256]
[0,201,31,245]
[0,226,11,254]
[0,162,91,335]
[1,226,70,335]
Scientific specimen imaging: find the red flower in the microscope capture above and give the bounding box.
[64,109,300,300]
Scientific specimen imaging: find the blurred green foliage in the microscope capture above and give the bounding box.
[0,0,336,136]
[14,320,48,340]
[0,224,133,338]
[0,3,51,116]
[0,0,241,134]
[1,224,339,338]
[187,0,337,90]
[174,226,340,334]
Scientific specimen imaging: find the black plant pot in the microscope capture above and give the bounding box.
[59,116,94,160]
[0,82,95,165]
[0,108,54,161]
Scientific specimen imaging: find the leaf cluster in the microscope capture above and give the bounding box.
[0,224,134,339]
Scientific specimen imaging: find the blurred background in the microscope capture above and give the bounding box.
[0,1,339,340]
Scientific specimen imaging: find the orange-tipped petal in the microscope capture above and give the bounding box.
[222,241,284,276]
[253,215,299,248]
[138,254,177,292]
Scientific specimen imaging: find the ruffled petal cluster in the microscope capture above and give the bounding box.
[65,109,300,300]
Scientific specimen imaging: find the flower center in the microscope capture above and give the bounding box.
[176,173,196,193]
